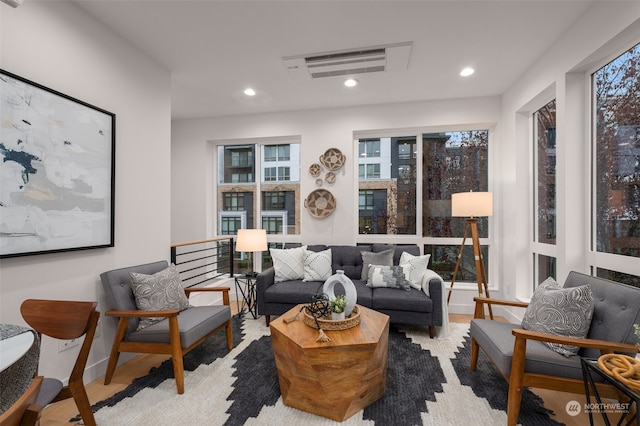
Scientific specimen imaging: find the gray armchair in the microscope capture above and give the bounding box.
[470,271,639,426]
[100,261,233,394]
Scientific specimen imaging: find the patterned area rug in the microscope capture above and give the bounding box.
[80,316,561,425]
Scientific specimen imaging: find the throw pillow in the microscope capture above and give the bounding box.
[521,277,595,357]
[366,265,412,291]
[399,252,431,290]
[270,245,307,282]
[129,264,190,329]
[303,249,332,281]
[361,249,394,281]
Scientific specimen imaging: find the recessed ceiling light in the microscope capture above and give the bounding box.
[243,88,256,96]
[460,67,475,77]
[344,78,358,87]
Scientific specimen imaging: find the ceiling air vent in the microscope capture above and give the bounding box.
[283,42,412,80]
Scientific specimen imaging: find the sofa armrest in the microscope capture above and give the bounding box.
[256,267,276,314]
[426,276,444,327]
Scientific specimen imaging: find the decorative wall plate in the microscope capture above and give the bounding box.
[315,178,323,187]
[309,163,322,177]
[319,148,346,171]
[325,171,336,184]
[304,189,336,218]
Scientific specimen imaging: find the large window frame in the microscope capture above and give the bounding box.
[588,41,640,286]
[354,126,495,289]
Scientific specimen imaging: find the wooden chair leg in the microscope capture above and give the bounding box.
[470,337,479,371]
[104,318,128,384]
[68,381,96,426]
[507,336,527,426]
[169,316,185,394]
[225,319,233,350]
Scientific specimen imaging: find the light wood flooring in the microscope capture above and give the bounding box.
[39,310,624,425]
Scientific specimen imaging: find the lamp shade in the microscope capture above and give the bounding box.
[236,229,268,252]
[451,191,493,217]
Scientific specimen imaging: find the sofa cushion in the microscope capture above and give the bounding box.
[366,265,412,291]
[371,244,420,265]
[270,246,306,282]
[329,246,365,280]
[361,249,394,280]
[399,252,431,290]
[371,287,432,313]
[303,249,332,281]
[263,280,324,304]
[129,264,190,329]
[521,277,594,357]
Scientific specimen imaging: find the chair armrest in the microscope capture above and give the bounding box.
[184,286,231,305]
[105,309,179,318]
[473,297,529,319]
[512,328,639,354]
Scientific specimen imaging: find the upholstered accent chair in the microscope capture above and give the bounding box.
[100,261,233,394]
[470,272,640,426]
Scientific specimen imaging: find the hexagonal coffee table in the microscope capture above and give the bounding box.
[270,304,390,422]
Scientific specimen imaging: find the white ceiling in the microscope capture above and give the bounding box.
[73,0,595,120]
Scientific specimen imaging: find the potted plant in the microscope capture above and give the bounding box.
[329,295,348,321]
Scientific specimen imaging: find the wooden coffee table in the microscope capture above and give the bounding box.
[270,304,390,422]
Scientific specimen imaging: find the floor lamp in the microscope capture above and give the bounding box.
[447,191,494,319]
[235,229,268,277]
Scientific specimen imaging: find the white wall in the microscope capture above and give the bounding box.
[499,3,640,320]
[172,97,501,244]
[0,2,172,382]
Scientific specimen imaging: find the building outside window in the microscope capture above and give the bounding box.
[422,130,489,282]
[217,142,300,272]
[592,41,640,287]
[532,99,557,288]
[358,136,416,235]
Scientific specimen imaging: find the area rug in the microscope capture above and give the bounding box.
[79,316,561,425]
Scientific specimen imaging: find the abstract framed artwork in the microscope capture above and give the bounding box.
[0,69,115,258]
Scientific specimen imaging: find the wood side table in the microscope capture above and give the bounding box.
[270,304,390,422]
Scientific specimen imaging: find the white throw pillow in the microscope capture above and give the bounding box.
[303,249,332,281]
[270,246,307,282]
[399,252,431,290]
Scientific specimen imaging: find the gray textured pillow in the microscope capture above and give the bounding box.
[302,248,332,281]
[130,264,190,329]
[521,277,594,357]
[361,249,394,280]
[366,265,412,291]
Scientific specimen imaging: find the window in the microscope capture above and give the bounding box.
[422,130,489,281]
[217,142,300,237]
[593,42,640,260]
[264,144,290,162]
[359,139,381,158]
[532,100,557,287]
[358,136,417,235]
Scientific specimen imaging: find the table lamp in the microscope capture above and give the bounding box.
[448,191,494,319]
[235,229,268,277]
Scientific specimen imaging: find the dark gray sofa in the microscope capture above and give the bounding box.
[256,244,444,337]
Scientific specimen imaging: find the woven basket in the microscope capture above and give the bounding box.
[303,305,361,331]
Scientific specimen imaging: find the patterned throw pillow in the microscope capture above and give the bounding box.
[129,264,190,329]
[361,249,394,281]
[366,265,412,291]
[521,277,595,357]
[303,249,332,281]
[270,246,307,282]
[399,252,431,290]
